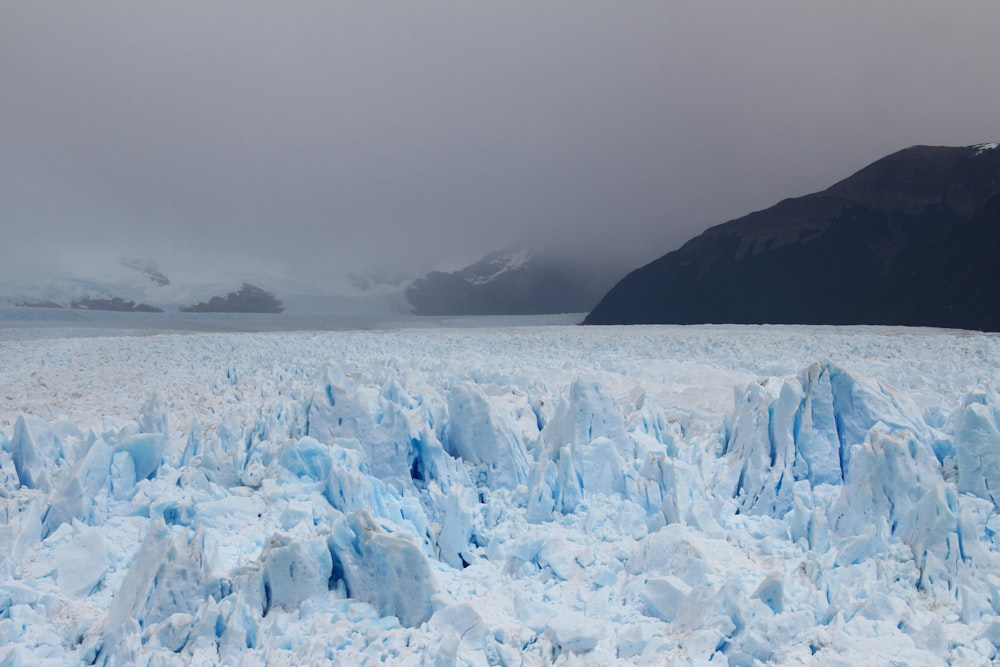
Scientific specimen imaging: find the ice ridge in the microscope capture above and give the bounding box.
[4,338,1000,665]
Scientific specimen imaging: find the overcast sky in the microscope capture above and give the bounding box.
[2,2,999,283]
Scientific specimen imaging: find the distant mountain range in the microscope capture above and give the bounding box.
[8,258,285,314]
[11,142,998,329]
[8,249,616,319]
[585,143,1000,331]
[404,249,623,316]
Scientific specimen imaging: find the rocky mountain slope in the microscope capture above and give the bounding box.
[585,143,1000,330]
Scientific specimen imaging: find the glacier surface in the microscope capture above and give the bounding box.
[2,323,1000,665]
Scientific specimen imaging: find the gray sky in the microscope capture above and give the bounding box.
[2,1,999,284]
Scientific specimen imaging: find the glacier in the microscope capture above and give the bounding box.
[2,322,1000,664]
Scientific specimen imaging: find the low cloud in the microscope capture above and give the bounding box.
[2,1,998,284]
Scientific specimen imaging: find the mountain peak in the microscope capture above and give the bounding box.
[405,247,622,316]
[585,142,1000,330]
[459,248,535,285]
[817,143,1000,217]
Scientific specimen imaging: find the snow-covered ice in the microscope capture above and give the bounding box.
[3,322,1000,665]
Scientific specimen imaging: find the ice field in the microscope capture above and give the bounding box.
[3,319,1000,665]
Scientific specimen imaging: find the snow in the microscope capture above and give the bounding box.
[2,320,1000,664]
[465,248,535,285]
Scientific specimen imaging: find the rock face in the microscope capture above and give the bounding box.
[585,143,1000,331]
[182,283,284,313]
[406,249,622,316]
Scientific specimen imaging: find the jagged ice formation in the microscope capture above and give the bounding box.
[3,324,1000,665]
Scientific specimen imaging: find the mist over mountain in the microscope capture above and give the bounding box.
[6,4,1000,292]
[585,143,1000,331]
[10,136,1000,329]
[3,257,311,316]
[405,248,626,316]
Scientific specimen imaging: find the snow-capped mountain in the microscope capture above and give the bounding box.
[459,248,535,285]
[1,256,413,319]
[405,248,625,316]
[4,257,178,312]
[586,143,1000,330]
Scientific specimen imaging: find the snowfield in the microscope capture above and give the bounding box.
[3,321,1000,665]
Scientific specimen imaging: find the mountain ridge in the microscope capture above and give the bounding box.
[405,248,624,316]
[585,143,1000,330]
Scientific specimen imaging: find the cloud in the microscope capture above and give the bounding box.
[2,1,998,284]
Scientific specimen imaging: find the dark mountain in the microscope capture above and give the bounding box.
[405,249,623,316]
[585,143,1000,331]
[71,297,163,313]
[15,300,63,309]
[182,283,285,313]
